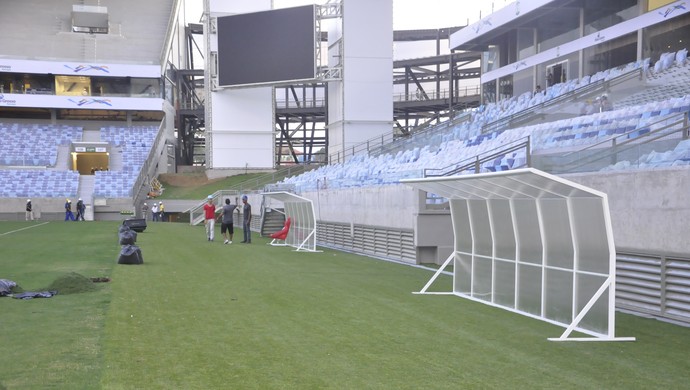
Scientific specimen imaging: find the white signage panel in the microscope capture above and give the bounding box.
[0,58,159,78]
[0,93,164,110]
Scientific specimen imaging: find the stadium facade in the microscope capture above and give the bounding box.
[450,0,690,104]
[0,0,191,220]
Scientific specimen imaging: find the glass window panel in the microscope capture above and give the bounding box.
[495,260,516,308]
[517,28,536,60]
[450,199,472,254]
[488,199,515,261]
[571,198,610,274]
[468,199,492,257]
[583,33,637,77]
[643,14,690,67]
[454,253,472,294]
[517,263,542,316]
[539,198,574,269]
[584,1,637,35]
[472,256,493,302]
[544,268,574,325]
[482,79,496,104]
[512,68,534,98]
[537,7,580,52]
[131,78,160,97]
[576,273,610,335]
[514,199,542,265]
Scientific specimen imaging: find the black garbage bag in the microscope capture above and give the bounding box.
[118,244,144,265]
[122,218,147,233]
[13,291,58,299]
[0,279,17,297]
[119,229,137,245]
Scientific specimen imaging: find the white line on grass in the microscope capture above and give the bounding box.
[0,222,50,236]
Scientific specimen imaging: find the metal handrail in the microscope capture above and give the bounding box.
[275,86,482,109]
[393,86,481,102]
[481,68,643,134]
[549,112,689,174]
[423,136,531,177]
[563,112,687,158]
[328,105,475,164]
[132,123,167,207]
[230,163,323,193]
[187,189,240,225]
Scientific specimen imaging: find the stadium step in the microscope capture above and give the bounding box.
[261,208,285,237]
[78,175,95,221]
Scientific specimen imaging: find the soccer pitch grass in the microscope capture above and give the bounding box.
[1,221,689,389]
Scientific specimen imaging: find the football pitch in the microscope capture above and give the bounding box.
[1,220,689,389]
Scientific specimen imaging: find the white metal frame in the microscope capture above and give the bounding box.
[402,168,634,342]
[261,191,321,252]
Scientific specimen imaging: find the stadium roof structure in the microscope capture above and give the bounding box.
[261,191,319,252]
[450,0,586,51]
[402,168,635,341]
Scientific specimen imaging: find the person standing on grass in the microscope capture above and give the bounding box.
[203,195,216,242]
[151,202,159,222]
[159,201,165,222]
[218,198,237,245]
[241,195,251,244]
[75,198,85,221]
[141,202,148,220]
[25,199,34,221]
[64,199,75,221]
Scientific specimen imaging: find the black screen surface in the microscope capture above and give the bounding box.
[217,5,316,87]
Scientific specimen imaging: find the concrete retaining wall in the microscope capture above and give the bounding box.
[298,167,690,258]
[300,184,418,230]
[565,167,690,255]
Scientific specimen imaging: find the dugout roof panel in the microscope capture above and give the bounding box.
[400,168,602,200]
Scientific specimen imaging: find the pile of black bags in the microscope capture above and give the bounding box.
[118,224,144,264]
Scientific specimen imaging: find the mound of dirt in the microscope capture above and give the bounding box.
[44,272,99,295]
[159,173,224,187]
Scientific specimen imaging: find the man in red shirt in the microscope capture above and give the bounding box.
[203,195,216,241]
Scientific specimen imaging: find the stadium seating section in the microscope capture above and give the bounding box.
[0,124,157,198]
[0,170,79,198]
[94,126,158,198]
[1,49,688,200]
[0,123,82,166]
[280,49,690,192]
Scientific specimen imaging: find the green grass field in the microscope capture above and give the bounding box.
[1,221,689,389]
[156,173,268,200]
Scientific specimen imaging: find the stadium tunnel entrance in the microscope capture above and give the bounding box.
[71,149,109,174]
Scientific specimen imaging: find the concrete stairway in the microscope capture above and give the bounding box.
[81,129,101,142]
[52,145,71,170]
[78,175,95,220]
[261,208,285,237]
[109,146,124,171]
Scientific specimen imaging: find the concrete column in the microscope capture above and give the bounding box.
[327,0,393,161]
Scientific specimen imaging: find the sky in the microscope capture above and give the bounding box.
[189,1,512,31]
[269,0,513,60]
[271,0,508,30]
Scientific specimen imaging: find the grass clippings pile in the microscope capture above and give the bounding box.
[44,272,99,295]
